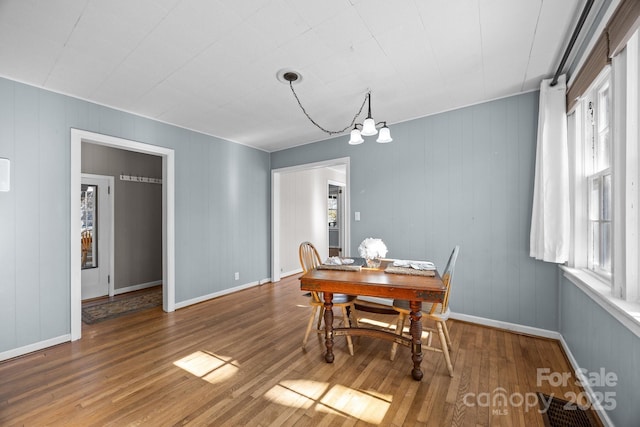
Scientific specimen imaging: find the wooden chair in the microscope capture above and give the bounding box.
[389,245,460,377]
[299,241,359,356]
[81,230,93,267]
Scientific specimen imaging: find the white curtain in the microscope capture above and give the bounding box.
[530,74,570,263]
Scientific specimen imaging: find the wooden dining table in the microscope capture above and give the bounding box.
[299,260,446,381]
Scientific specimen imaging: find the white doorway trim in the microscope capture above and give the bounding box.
[70,129,175,341]
[271,157,350,282]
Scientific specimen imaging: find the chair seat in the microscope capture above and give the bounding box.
[392,299,450,321]
[299,241,359,356]
[322,293,357,304]
[390,246,459,377]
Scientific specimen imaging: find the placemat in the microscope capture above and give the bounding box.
[384,265,436,276]
[317,264,362,271]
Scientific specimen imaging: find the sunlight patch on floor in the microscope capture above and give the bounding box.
[263,379,391,424]
[316,384,391,424]
[357,317,432,340]
[174,350,239,384]
[264,380,329,409]
[357,317,395,329]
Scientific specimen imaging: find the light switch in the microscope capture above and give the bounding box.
[355,211,360,221]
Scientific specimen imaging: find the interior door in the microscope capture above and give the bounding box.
[81,175,112,300]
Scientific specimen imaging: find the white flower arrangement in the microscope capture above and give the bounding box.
[358,238,388,260]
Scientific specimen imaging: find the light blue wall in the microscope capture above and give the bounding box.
[272,91,560,331]
[0,77,270,353]
[559,275,640,426]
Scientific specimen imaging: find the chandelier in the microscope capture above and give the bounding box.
[279,70,392,145]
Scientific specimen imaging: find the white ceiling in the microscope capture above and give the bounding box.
[0,0,584,152]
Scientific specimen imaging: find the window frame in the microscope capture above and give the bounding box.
[571,67,613,282]
[587,170,612,276]
[612,29,640,303]
[584,74,613,279]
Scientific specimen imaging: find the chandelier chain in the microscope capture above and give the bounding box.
[289,81,370,135]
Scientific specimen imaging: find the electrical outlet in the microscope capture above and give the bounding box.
[234,272,239,280]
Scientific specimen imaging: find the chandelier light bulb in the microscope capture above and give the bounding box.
[349,128,364,145]
[376,124,392,143]
[361,117,377,136]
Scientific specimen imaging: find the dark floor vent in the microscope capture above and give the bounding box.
[537,392,601,427]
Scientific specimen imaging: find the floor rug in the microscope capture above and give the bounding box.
[82,289,162,324]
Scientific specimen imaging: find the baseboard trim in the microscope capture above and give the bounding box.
[355,300,562,341]
[114,280,162,295]
[281,268,302,279]
[0,334,71,362]
[174,278,271,310]
[557,336,614,427]
[358,296,393,306]
[449,312,561,340]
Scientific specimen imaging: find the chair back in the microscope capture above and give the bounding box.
[299,241,322,273]
[440,245,460,312]
[81,230,93,267]
[299,242,324,304]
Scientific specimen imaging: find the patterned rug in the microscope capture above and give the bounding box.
[82,289,162,324]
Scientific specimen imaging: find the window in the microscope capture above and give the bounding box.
[584,78,612,277]
[80,183,98,269]
[328,195,337,226]
[569,29,640,304]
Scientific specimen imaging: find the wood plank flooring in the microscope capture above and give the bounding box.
[0,274,599,426]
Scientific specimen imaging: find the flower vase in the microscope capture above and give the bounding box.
[366,257,381,269]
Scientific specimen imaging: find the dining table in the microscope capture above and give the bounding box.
[299,259,446,381]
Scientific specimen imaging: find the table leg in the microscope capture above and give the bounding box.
[409,300,423,381]
[323,292,334,363]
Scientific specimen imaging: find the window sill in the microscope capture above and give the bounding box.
[560,266,640,338]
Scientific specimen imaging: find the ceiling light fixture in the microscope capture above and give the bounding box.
[279,70,392,145]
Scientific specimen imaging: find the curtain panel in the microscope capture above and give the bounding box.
[530,75,570,263]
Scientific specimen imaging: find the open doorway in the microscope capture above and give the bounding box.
[271,157,350,282]
[81,144,163,303]
[70,129,175,341]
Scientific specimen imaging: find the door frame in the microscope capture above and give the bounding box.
[81,173,115,298]
[70,129,175,341]
[271,157,350,282]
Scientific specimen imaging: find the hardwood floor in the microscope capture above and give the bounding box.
[1,274,598,426]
